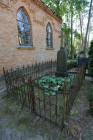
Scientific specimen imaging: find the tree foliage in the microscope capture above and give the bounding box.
[42,0,89,17]
[74,30,81,40]
[61,23,71,38]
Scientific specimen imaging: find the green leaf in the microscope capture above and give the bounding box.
[51,92,56,96]
[53,87,58,91]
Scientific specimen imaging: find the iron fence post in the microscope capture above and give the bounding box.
[62,78,67,127]
[30,77,35,113]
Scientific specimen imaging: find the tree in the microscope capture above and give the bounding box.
[80,12,84,49]
[84,0,93,57]
[88,40,93,77]
[61,23,71,55]
[42,0,89,57]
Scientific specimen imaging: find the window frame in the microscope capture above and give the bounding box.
[17,7,33,47]
[46,23,53,48]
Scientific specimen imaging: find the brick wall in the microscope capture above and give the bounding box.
[0,0,61,74]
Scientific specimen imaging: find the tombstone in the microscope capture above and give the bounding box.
[79,51,84,57]
[78,57,88,67]
[55,30,68,77]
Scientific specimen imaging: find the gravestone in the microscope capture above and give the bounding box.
[78,51,88,68]
[55,30,68,77]
[79,51,84,57]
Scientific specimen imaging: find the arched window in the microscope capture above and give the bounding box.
[46,23,53,48]
[17,8,31,46]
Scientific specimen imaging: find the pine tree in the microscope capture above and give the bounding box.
[88,40,93,77]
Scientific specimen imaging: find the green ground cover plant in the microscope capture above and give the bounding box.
[35,74,74,95]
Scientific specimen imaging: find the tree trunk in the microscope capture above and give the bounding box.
[71,11,73,59]
[68,38,70,55]
[87,30,90,48]
[80,12,83,49]
[84,0,93,57]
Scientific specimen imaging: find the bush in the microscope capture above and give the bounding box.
[88,85,93,101]
[88,85,93,113]
[67,61,78,70]
[68,55,72,59]
[88,40,93,77]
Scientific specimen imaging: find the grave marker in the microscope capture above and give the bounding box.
[55,30,68,77]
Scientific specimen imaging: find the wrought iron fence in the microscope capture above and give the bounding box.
[3,61,86,129]
[32,79,64,128]
[3,60,57,93]
[65,65,86,117]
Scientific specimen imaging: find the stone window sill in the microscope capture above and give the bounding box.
[46,47,54,50]
[16,46,35,50]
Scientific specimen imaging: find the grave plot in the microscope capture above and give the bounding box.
[3,60,86,129]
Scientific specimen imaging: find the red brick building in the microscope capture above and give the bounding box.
[0,0,62,74]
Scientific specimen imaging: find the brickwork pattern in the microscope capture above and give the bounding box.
[0,0,61,74]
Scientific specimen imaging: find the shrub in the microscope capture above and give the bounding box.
[88,85,93,113]
[67,61,78,70]
[88,40,93,77]
[88,85,93,101]
[68,55,72,59]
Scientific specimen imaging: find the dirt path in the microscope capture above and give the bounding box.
[0,78,93,140]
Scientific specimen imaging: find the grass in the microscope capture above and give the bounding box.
[1,92,33,131]
[16,116,31,128]
[1,94,18,115]
[2,106,15,115]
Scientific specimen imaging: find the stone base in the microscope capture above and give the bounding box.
[55,71,68,77]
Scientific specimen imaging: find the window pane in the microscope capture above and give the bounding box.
[25,32,30,37]
[25,36,31,45]
[20,9,29,24]
[17,21,25,32]
[25,40,28,45]
[21,10,27,22]
[24,16,29,24]
[17,12,21,21]
[17,9,24,22]
[28,38,31,45]
[19,35,26,44]
[47,24,51,33]
[19,30,23,36]
[47,34,50,39]
[24,24,30,32]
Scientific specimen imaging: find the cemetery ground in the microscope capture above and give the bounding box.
[0,76,93,140]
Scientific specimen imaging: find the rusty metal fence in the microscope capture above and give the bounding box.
[3,60,57,93]
[3,61,86,129]
[65,65,86,116]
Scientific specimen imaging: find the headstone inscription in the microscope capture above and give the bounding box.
[55,30,68,77]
